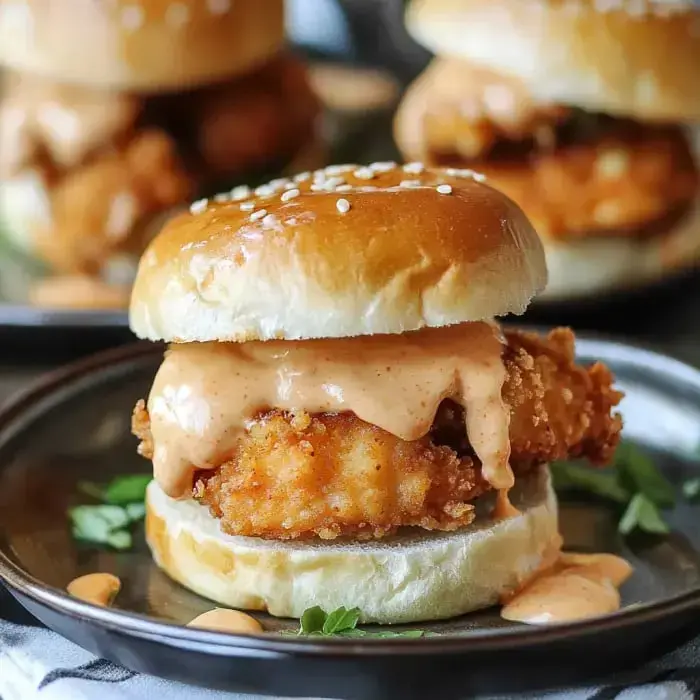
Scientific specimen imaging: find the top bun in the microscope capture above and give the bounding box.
[406,0,700,122]
[0,0,284,91]
[129,163,547,343]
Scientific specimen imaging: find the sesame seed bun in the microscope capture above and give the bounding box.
[145,468,560,624]
[128,164,547,343]
[406,0,700,122]
[0,0,285,91]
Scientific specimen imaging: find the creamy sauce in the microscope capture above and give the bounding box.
[187,608,263,634]
[67,573,121,607]
[501,553,633,625]
[147,321,511,498]
[492,489,521,520]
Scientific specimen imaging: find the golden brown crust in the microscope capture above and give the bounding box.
[196,411,481,540]
[0,0,285,91]
[503,328,623,467]
[129,164,547,342]
[395,61,699,240]
[132,327,623,540]
[407,0,700,121]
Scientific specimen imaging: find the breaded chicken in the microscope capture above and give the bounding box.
[133,328,622,540]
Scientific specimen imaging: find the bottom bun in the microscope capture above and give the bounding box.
[145,467,558,624]
[541,198,700,301]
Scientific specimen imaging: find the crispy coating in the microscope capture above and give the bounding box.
[133,328,623,540]
[396,59,699,240]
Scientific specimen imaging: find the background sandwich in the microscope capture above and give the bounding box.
[395,0,700,300]
[0,0,319,305]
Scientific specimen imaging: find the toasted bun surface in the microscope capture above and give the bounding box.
[0,0,284,91]
[129,164,547,342]
[146,468,559,624]
[406,0,700,121]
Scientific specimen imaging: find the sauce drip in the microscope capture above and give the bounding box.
[66,573,121,607]
[492,489,521,520]
[501,552,633,625]
[147,321,511,498]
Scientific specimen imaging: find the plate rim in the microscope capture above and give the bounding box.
[1,336,700,657]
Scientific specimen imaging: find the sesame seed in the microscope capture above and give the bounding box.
[336,198,351,214]
[230,185,251,201]
[213,193,230,203]
[354,167,375,180]
[269,178,291,190]
[189,198,208,215]
[240,201,255,212]
[262,213,278,228]
[165,2,189,27]
[400,180,421,188]
[294,171,311,183]
[322,176,345,191]
[436,184,453,195]
[281,188,300,202]
[370,161,396,173]
[403,162,425,175]
[207,0,231,14]
[336,184,353,193]
[250,209,268,222]
[324,164,355,176]
[121,4,144,30]
[310,184,324,192]
[255,184,274,197]
[472,172,486,183]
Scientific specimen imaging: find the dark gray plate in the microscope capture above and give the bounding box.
[0,338,700,700]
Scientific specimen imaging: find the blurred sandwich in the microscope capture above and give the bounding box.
[0,0,319,297]
[395,0,700,299]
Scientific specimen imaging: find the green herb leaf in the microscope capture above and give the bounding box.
[69,505,131,547]
[299,606,327,634]
[615,443,675,508]
[683,478,700,501]
[106,530,132,550]
[550,462,630,504]
[125,502,146,522]
[103,475,151,505]
[322,606,361,635]
[618,493,670,536]
[338,629,425,639]
[295,607,425,638]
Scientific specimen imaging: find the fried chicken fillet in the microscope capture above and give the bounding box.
[132,328,622,541]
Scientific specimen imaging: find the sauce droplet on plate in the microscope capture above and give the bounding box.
[187,608,264,634]
[501,552,633,625]
[67,573,121,607]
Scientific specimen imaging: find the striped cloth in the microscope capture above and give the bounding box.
[0,617,698,700]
